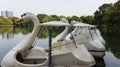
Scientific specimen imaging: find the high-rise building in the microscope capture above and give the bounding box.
[1,11,13,17]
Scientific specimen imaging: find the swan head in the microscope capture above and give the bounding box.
[60,18,69,24]
[71,20,80,25]
[17,12,39,24]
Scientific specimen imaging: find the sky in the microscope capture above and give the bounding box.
[0,0,118,17]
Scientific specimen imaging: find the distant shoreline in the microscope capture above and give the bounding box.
[0,25,13,26]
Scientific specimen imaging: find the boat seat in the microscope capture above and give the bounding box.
[23,58,47,64]
[22,47,48,64]
[25,47,47,59]
[16,47,48,64]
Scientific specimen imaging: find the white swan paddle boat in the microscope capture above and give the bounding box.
[1,12,95,67]
[51,18,96,66]
[65,20,106,58]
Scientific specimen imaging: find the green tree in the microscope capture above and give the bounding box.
[109,0,120,27]
[7,17,19,25]
[42,16,53,22]
[71,16,81,22]
[80,16,94,24]
[58,15,66,19]
[94,3,113,26]
[37,14,47,23]
[0,16,5,25]
[0,16,6,25]
[50,15,59,21]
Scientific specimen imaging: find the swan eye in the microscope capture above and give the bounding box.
[23,14,26,16]
[21,13,26,17]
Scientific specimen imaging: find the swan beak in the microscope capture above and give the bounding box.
[17,19,24,23]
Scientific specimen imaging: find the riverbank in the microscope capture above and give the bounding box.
[0,25,13,26]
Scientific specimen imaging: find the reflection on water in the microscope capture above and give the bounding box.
[0,26,32,39]
[0,26,120,67]
[2,32,14,39]
[92,58,105,67]
[104,51,120,67]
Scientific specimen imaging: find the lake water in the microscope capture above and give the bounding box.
[0,26,120,67]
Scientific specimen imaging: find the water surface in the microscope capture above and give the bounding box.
[0,26,120,67]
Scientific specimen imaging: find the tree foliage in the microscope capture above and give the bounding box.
[109,0,120,26]
[94,0,120,27]
[0,16,13,25]
[80,16,94,24]
[0,16,19,25]
[94,4,113,25]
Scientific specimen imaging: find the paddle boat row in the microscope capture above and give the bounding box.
[1,12,95,67]
[65,20,106,58]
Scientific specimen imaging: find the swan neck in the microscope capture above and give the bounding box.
[64,27,69,34]
[72,27,78,33]
[52,26,69,44]
[59,26,69,40]
[31,17,40,25]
